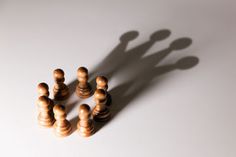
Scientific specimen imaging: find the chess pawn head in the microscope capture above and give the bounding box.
[37,96,51,112]
[77,67,88,84]
[37,82,49,97]
[77,104,95,137]
[53,104,66,119]
[53,69,65,83]
[53,104,72,137]
[78,104,91,120]
[76,67,93,98]
[53,69,69,100]
[37,96,55,127]
[94,89,107,105]
[96,76,108,90]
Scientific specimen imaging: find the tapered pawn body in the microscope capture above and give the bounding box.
[37,82,54,107]
[53,105,72,137]
[92,89,111,122]
[53,69,69,101]
[96,76,112,106]
[77,104,95,137]
[37,96,55,127]
[76,67,93,98]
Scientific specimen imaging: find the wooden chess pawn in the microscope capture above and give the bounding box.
[53,104,72,137]
[37,82,49,97]
[53,69,69,101]
[96,76,112,106]
[77,104,95,137]
[37,82,54,107]
[76,67,93,98]
[37,96,55,127]
[92,89,111,122]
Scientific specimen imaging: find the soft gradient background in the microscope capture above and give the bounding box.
[0,0,235,157]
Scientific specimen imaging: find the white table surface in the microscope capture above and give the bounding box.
[0,0,235,157]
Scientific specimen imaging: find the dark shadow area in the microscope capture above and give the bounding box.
[66,29,199,132]
[89,29,171,82]
[66,100,80,114]
[70,116,79,134]
[109,56,199,121]
[94,121,107,133]
[66,29,171,113]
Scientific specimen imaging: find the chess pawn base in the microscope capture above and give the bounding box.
[77,120,95,137]
[76,83,93,99]
[53,85,69,101]
[38,113,55,128]
[92,108,111,122]
[53,120,72,137]
[106,93,112,106]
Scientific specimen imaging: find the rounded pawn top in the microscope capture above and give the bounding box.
[37,82,49,96]
[53,69,65,80]
[94,89,107,100]
[53,104,66,116]
[77,67,88,78]
[96,76,108,87]
[79,104,90,117]
[38,96,49,106]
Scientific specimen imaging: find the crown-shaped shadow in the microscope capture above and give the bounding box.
[67,29,199,133]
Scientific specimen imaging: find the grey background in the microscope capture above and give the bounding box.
[0,0,235,157]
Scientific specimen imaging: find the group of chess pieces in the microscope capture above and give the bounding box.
[36,67,112,137]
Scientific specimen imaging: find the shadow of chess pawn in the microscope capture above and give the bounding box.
[53,69,69,101]
[37,82,54,107]
[53,104,72,137]
[37,96,55,128]
[92,89,111,122]
[96,76,112,106]
[175,56,199,70]
[77,104,95,137]
[76,67,93,98]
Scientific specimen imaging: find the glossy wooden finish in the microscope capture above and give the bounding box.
[36,68,114,137]
[96,76,108,90]
[53,104,72,137]
[53,69,69,101]
[77,104,95,137]
[37,82,49,97]
[96,76,112,106]
[76,67,93,98]
[92,89,111,122]
[37,96,55,127]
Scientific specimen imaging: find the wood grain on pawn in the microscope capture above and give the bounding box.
[92,89,111,122]
[53,69,69,101]
[96,76,112,106]
[77,104,95,137]
[37,96,55,127]
[53,104,72,137]
[76,67,93,98]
